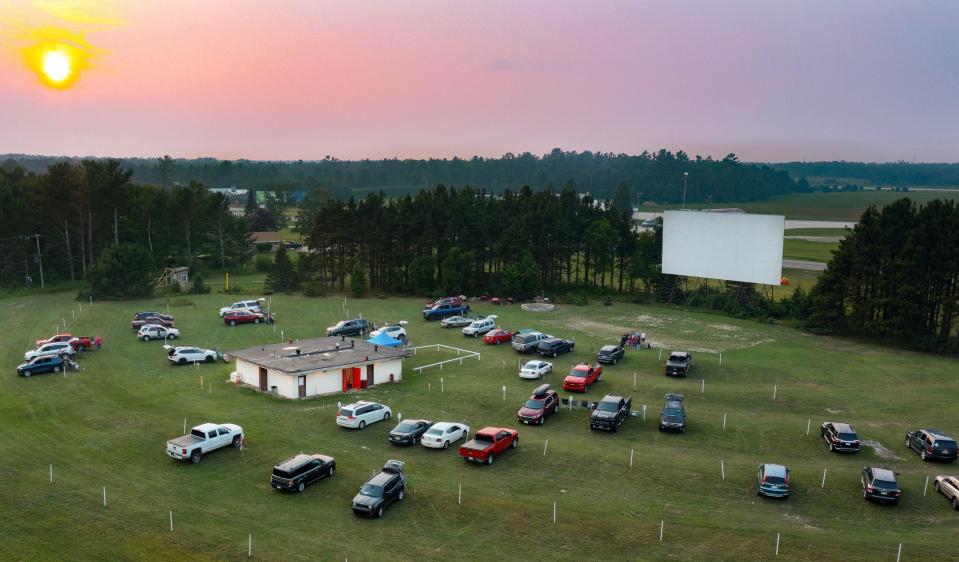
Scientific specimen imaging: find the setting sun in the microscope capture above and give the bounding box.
[42,49,71,83]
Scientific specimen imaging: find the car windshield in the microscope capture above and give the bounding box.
[935,440,958,451]
[338,408,354,417]
[190,429,206,438]
[394,422,415,432]
[568,370,585,378]
[360,484,383,497]
[525,399,545,409]
[596,401,619,412]
[426,428,443,436]
[334,321,346,328]
[873,479,898,490]
[474,433,494,443]
[838,432,857,440]
[663,408,683,417]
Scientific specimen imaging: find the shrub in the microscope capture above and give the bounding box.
[254,254,273,272]
[303,278,326,297]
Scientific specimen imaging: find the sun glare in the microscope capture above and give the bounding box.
[42,49,71,83]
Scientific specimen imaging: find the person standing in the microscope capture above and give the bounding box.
[94,335,103,350]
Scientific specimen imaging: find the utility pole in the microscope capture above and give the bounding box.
[33,234,45,288]
[682,172,689,209]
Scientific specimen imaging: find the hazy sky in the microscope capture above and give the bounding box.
[1,0,957,162]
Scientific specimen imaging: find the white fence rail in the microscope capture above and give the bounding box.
[409,344,481,373]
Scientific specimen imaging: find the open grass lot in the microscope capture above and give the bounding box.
[2,286,958,561]
[782,239,839,263]
[784,228,849,237]
[645,191,959,221]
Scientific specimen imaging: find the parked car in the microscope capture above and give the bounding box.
[336,401,391,429]
[519,360,553,380]
[326,318,370,337]
[165,345,218,365]
[563,363,602,392]
[352,460,406,518]
[271,453,335,493]
[905,429,958,462]
[388,419,433,446]
[664,351,693,377]
[284,241,304,250]
[483,328,514,345]
[24,341,76,361]
[462,316,496,337]
[422,302,470,321]
[440,315,475,328]
[17,355,67,377]
[490,296,513,305]
[218,299,265,317]
[369,322,407,340]
[861,466,902,504]
[35,333,91,348]
[459,427,519,465]
[659,394,687,433]
[537,337,575,358]
[131,311,175,329]
[138,324,180,342]
[756,463,790,498]
[512,330,551,353]
[517,383,559,425]
[224,309,275,326]
[590,394,632,432]
[596,345,625,365]
[821,422,861,453]
[165,422,243,464]
[933,475,959,510]
[427,296,463,308]
[421,422,470,449]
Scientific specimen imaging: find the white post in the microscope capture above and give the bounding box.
[629,449,634,468]
[248,532,252,558]
[428,383,431,393]
[723,412,727,429]
[78,302,82,313]
[633,372,637,389]
[775,533,780,556]
[102,486,107,507]
[458,484,462,505]
[281,330,284,341]
[719,352,722,366]
[701,379,705,394]
[183,418,187,434]
[169,510,173,532]
[62,317,66,330]
[642,404,647,421]
[72,310,75,320]
[923,475,929,496]
[773,385,777,400]
[89,296,92,304]
[50,464,53,483]
[200,376,204,388]
[821,469,827,488]
[502,385,506,401]
[397,413,402,421]
[806,418,811,436]
[441,377,444,393]
[658,348,662,360]
[552,501,556,524]
[543,439,549,456]
[659,520,664,542]
[720,459,725,481]
[518,358,521,370]
[897,543,902,562]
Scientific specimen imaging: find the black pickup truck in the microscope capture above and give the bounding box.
[664,351,692,377]
[589,395,632,432]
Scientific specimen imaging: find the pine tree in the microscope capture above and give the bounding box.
[265,244,295,293]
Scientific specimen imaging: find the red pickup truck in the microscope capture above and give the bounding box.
[563,363,603,392]
[35,334,95,350]
[459,427,519,465]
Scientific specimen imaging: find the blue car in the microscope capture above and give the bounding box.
[17,355,66,377]
[756,463,790,498]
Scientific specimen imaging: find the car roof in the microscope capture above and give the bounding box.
[599,345,619,351]
[762,464,788,477]
[343,400,378,408]
[429,422,459,430]
[832,422,855,433]
[194,423,219,431]
[398,419,431,425]
[870,467,897,481]
[368,471,397,486]
[923,429,955,440]
[601,394,624,402]
[275,453,316,470]
[669,351,689,356]
[665,393,684,401]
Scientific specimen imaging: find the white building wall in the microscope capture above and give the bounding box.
[237,359,260,386]
[372,359,403,385]
[270,371,298,398]
[307,370,343,397]
[235,357,405,399]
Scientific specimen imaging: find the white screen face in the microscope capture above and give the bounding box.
[661,211,784,285]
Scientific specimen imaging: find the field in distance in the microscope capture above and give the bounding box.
[1,285,956,560]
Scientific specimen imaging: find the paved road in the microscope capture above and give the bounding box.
[631,212,855,230]
[784,236,843,242]
[783,259,827,271]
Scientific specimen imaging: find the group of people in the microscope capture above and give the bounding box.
[620,331,647,350]
[57,335,104,371]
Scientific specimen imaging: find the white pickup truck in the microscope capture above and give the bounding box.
[166,423,244,464]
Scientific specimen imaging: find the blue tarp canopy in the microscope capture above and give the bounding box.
[367,331,404,347]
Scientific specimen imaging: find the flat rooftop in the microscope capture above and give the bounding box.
[227,336,410,375]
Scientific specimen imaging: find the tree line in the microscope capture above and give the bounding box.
[5,148,806,203]
[772,161,959,188]
[807,198,959,354]
[0,160,250,291]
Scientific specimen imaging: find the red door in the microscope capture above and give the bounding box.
[352,367,362,390]
[342,369,351,392]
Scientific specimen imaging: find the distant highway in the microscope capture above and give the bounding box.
[631,212,854,230]
[783,259,827,271]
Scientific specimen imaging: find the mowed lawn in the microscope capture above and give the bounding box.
[1,288,958,561]
[782,239,839,263]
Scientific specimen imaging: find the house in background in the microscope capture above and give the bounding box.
[227,336,410,399]
[250,231,283,250]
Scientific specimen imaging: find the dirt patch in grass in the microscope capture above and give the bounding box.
[861,439,902,460]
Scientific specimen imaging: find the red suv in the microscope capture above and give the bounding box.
[517,384,559,425]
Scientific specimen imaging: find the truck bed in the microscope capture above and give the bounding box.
[168,434,203,448]
[460,439,493,452]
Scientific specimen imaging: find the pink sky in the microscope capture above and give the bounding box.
[1,0,957,162]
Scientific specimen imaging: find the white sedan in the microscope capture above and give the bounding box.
[370,323,407,340]
[165,345,218,365]
[519,360,553,379]
[421,422,470,449]
[138,324,180,341]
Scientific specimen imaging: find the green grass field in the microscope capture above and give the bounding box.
[784,228,849,237]
[782,239,839,263]
[2,285,958,561]
[645,191,959,221]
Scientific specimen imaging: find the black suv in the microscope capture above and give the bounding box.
[596,345,625,365]
[271,453,336,493]
[905,429,958,462]
[352,460,406,518]
[821,422,860,453]
[861,466,901,504]
[537,338,574,358]
[326,318,370,337]
[659,393,686,433]
[388,419,433,445]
